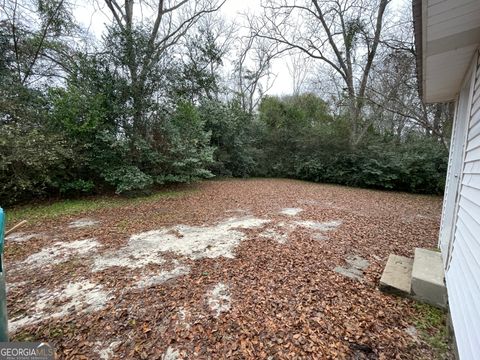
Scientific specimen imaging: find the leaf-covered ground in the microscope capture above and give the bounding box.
[4,179,452,359]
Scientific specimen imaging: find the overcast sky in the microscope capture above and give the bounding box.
[76,0,408,96]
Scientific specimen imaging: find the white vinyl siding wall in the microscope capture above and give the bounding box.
[439,65,474,263]
[445,50,480,360]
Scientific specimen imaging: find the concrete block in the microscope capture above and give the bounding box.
[379,254,413,296]
[411,248,447,308]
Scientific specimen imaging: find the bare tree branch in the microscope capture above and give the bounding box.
[22,0,66,84]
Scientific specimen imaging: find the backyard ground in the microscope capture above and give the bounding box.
[4,179,452,359]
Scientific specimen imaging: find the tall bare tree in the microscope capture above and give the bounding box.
[363,4,454,148]
[286,52,311,95]
[233,32,281,115]
[252,0,391,146]
[367,48,453,148]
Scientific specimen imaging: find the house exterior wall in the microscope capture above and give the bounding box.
[442,50,480,359]
[439,63,474,264]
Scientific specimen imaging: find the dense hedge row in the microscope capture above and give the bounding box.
[250,95,448,195]
[291,143,447,194]
[0,91,448,206]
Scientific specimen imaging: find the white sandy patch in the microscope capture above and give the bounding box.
[6,281,27,294]
[260,219,340,244]
[295,220,342,231]
[312,233,328,241]
[68,218,100,228]
[176,307,191,329]
[280,208,303,216]
[207,283,231,317]
[95,341,122,360]
[134,217,269,260]
[260,228,289,244]
[9,280,111,333]
[134,264,190,288]
[22,239,99,268]
[93,243,166,271]
[94,217,268,271]
[405,326,420,343]
[162,346,181,360]
[5,232,45,243]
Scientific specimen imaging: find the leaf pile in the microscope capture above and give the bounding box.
[5,179,452,359]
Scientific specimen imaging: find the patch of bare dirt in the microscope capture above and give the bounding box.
[5,179,448,359]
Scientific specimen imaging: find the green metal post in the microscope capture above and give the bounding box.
[0,208,9,341]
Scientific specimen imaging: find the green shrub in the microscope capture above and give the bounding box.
[102,166,153,194]
[256,95,448,194]
[200,99,258,177]
[153,101,215,184]
[59,179,95,195]
[0,123,73,205]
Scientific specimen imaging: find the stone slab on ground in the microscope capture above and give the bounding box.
[335,255,369,281]
[411,248,447,308]
[379,254,413,296]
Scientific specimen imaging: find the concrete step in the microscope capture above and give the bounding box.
[379,254,413,296]
[411,248,447,309]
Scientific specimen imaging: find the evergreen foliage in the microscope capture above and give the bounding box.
[0,2,450,206]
